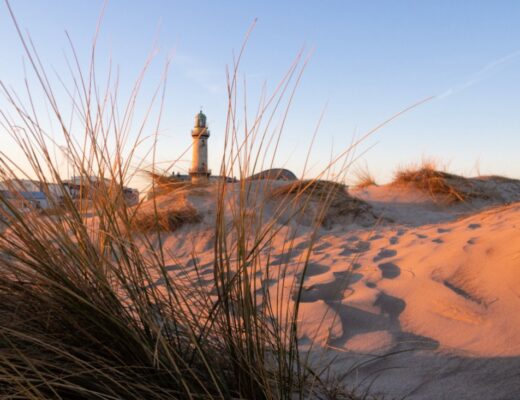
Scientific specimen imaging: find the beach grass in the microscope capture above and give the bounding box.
[0,2,433,397]
[0,8,364,399]
[353,165,377,189]
[392,160,490,204]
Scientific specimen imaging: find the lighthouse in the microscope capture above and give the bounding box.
[189,110,211,184]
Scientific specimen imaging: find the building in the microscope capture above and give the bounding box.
[63,176,139,206]
[0,190,48,211]
[189,110,211,184]
[0,180,50,212]
[0,177,139,213]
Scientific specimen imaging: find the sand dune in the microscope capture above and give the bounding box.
[138,178,520,399]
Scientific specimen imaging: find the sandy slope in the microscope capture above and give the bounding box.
[143,180,520,399]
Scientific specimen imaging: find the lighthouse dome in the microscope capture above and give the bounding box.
[194,110,207,128]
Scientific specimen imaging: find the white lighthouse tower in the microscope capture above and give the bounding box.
[189,110,211,184]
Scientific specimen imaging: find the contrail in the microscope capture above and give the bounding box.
[437,50,520,99]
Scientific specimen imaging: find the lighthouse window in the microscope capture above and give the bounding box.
[201,139,205,146]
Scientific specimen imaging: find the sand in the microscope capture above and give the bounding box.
[139,179,520,399]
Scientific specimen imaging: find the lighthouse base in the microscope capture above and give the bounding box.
[189,171,211,185]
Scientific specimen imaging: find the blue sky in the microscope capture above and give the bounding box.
[1,1,519,185]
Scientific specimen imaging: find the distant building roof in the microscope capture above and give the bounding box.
[0,190,47,200]
[0,179,41,192]
[64,176,112,185]
[20,192,47,200]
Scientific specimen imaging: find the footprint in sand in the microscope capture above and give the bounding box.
[374,292,406,321]
[329,289,439,351]
[302,262,330,277]
[295,262,330,281]
[346,235,359,242]
[259,278,278,290]
[328,303,391,346]
[198,265,213,276]
[356,241,371,252]
[271,249,302,265]
[340,240,371,256]
[373,248,397,262]
[374,292,439,351]
[389,236,399,245]
[196,276,215,286]
[365,281,377,288]
[414,233,428,239]
[378,262,401,279]
[185,258,203,268]
[295,240,311,250]
[312,242,332,252]
[369,234,384,241]
[164,264,182,272]
[466,237,478,245]
[432,238,443,244]
[437,228,451,233]
[296,271,363,302]
[396,228,406,236]
[468,223,481,230]
[339,247,353,256]
[352,262,362,270]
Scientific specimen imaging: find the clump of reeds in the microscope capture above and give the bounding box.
[392,161,489,204]
[0,6,371,398]
[129,171,203,232]
[353,165,377,189]
[130,203,201,232]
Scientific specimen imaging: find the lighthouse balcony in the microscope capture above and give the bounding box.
[191,128,209,138]
[189,168,211,175]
